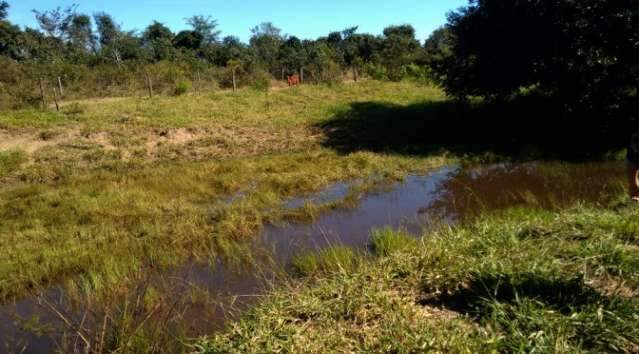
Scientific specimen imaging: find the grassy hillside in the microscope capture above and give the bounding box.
[196,202,639,353]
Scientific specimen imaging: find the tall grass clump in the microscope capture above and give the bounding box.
[0,149,27,176]
[370,228,417,257]
[197,201,639,353]
[291,246,359,276]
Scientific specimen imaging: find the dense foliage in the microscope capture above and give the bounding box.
[429,0,639,128]
[0,2,430,108]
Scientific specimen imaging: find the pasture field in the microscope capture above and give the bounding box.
[0,81,450,302]
[1,80,635,353]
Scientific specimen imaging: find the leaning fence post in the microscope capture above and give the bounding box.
[57,76,64,98]
[52,87,60,112]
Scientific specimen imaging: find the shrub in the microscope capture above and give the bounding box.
[174,80,191,96]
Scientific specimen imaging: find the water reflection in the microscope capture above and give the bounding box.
[0,161,625,352]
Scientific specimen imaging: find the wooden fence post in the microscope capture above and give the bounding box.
[52,87,60,112]
[57,76,64,98]
[39,78,47,109]
[232,68,237,92]
[145,72,153,98]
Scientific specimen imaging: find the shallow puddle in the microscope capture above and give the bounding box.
[0,161,625,352]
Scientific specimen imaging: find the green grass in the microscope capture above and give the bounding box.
[0,150,27,177]
[196,202,639,353]
[0,81,452,302]
[0,81,445,131]
[291,246,360,276]
[370,228,417,257]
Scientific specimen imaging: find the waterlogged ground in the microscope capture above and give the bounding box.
[0,80,629,352]
[0,161,625,352]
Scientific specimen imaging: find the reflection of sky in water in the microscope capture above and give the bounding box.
[283,181,357,210]
[0,161,625,352]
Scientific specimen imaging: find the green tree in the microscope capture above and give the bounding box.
[186,15,221,45]
[0,1,8,20]
[0,2,22,59]
[341,27,362,81]
[94,13,143,65]
[214,36,248,66]
[437,0,639,116]
[249,22,283,75]
[66,14,95,59]
[174,30,203,51]
[142,21,175,61]
[279,36,307,78]
[423,26,454,84]
[94,12,119,47]
[381,25,420,81]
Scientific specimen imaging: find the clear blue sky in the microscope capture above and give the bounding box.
[6,0,467,43]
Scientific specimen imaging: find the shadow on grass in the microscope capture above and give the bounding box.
[420,272,639,351]
[420,273,599,316]
[317,95,628,160]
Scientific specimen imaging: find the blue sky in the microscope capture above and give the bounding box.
[6,0,467,43]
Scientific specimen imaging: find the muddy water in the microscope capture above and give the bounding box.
[0,161,625,352]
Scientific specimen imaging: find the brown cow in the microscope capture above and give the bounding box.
[287,74,300,87]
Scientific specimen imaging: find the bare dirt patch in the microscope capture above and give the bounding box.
[0,129,76,154]
[147,125,321,159]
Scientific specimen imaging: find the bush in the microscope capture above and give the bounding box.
[174,80,191,96]
[365,63,388,81]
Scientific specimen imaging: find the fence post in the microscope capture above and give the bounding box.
[57,76,64,98]
[39,78,47,109]
[52,87,60,112]
[232,68,237,92]
[145,72,154,98]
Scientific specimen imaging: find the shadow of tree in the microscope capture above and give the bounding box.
[420,273,599,317]
[317,95,627,160]
[419,272,639,351]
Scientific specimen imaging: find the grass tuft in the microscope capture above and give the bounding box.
[291,246,360,277]
[370,228,417,257]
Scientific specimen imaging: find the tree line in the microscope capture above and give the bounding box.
[0,2,431,108]
[424,0,638,132]
[1,0,636,136]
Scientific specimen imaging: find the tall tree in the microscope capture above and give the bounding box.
[33,5,77,40]
[186,15,221,45]
[249,22,283,75]
[382,25,420,81]
[437,0,639,115]
[173,30,203,51]
[423,26,455,85]
[0,1,8,20]
[0,2,22,59]
[341,27,362,80]
[142,21,174,61]
[94,13,143,65]
[279,36,307,76]
[213,35,248,66]
[66,14,95,54]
